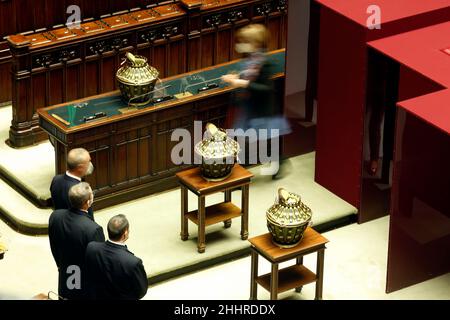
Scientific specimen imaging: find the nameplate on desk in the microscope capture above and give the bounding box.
[152,95,174,104]
[197,83,219,93]
[83,112,107,122]
[174,92,194,99]
[51,114,70,126]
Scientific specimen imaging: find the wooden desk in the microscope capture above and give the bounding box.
[37,50,284,210]
[249,228,329,300]
[176,165,253,253]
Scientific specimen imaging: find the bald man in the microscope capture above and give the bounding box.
[50,148,95,220]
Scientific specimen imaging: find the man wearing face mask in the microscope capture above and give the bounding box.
[48,182,105,300]
[50,148,95,221]
[85,214,148,300]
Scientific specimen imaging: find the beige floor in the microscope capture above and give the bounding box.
[144,216,450,300]
[0,105,447,300]
[0,152,358,295]
[1,215,449,300]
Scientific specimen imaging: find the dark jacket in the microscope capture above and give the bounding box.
[85,241,148,300]
[50,173,94,220]
[241,59,276,120]
[48,208,105,300]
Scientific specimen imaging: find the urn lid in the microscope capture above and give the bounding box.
[266,188,312,227]
[116,52,159,86]
[195,123,240,159]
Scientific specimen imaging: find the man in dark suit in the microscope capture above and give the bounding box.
[85,214,148,300]
[50,148,95,220]
[48,182,105,300]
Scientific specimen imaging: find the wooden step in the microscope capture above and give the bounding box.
[256,265,317,294]
[186,202,241,226]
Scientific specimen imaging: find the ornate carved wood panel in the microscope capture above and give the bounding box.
[184,0,288,71]
[7,3,187,147]
[0,0,172,105]
[6,0,287,147]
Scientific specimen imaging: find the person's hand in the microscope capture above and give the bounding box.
[232,79,250,88]
[221,74,249,88]
[221,74,239,84]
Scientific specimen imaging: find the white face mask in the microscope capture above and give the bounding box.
[86,161,94,176]
[235,43,254,54]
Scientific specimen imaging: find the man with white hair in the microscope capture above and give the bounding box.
[48,182,104,300]
[50,148,95,220]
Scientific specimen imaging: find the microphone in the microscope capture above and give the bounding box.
[182,76,224,95]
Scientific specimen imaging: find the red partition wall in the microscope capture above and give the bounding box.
[369,22,450,293]
[389,98,450,293]
[314,0,450,223]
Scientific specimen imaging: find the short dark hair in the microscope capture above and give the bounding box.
[107,214,129,241]
[68,182,92,209]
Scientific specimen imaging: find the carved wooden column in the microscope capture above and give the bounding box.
[7,37,46,147]
[0,0,15,106]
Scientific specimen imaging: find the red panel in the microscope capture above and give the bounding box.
[369,22,450,88]
[367,22,450,293]
[316,0,450,27]
[315,5,450,224]
[387,107,450,293]
[397,67,443,102]
[315,7,366,209]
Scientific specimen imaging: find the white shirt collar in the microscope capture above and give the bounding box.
[65,171,82,181]
[108,240,127,246]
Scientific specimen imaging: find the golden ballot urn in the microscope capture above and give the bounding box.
[194,123,240,181]
[116,52,159,106]
[266,188,313,248]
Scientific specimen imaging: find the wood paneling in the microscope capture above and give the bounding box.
[6,0,287,147]
[0,0,174,105]
[185,0,287,71]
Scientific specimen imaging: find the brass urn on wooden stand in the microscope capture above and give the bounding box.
[194,123,240,181]
[266,188,313,248]
[116,52,159,112]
